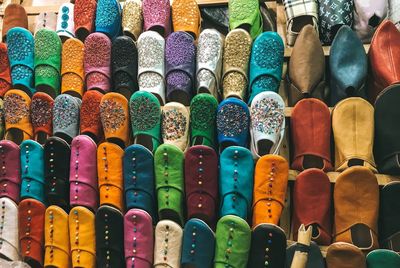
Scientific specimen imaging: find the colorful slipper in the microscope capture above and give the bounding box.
[0,44,12,97]
[44,137,71,211]
[30,92,54,145]
[97,142,124,211]
[220,146,254,220]
[0,141,21,203]
[181,219,215,267]
[56,3,75,41]
[123,144,157,221]
[124,209,154,268]
[142,0,171,37]
[162,102,190,152]
[154,220,183,267]
[137,31,166,104]
[0,197,19,261]
[2,4,28,41]
[34,29,62,98]
[122,0,143,41]
[248,32,284,103]
[18,198,45,268]
[196,29,224,98]
[214,215,251,268]
[216,98,250,151]
[112,36,138,99]
[19,140,45,204]
[69,206,96,268]
[326,242,366,268]
[229,0,263,39]
[367,249,400,267]
[7,27,35,95]
[129,91,161,153]
[84,32,112,93]
[44,206,70,268]
[95,205,124,268]
[61,38,85,98]
[185,145,219,228]
[250,91,285,158]
[70,135,98,212]
[252,155,289,227]
[379,182,400,252]
[165,31,196,105]
[100,92,130,148]
[80,90,104,143]
[4,89,33,145]
[0,99,4,140]
[74,0,97,41]
[53,94,82,144]
[155,144,185,226]
[34,12,57,34]
[222,29,252,100]
[248,223,287,268]
[172,0,201,39]
[95,0,122,40]
[190,93,218,149]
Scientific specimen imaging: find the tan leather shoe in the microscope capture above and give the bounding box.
[326,242,366,268]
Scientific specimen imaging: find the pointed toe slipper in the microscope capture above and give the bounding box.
[162,102,190,152]
[61,38,85,98]
[53,94,82,143]
[122,0,143,41]
[0,141,21,203]
[80,90,104,143]
[95,0,122,40]
[73,0,97,41]
[30,92,54,145]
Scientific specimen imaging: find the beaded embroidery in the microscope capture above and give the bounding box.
[217,103,249,137]
[74,0,97,28]
[96,0,119,28]
[7,31,34,62]
[122,0,143,37]
[251,97,284,135]
[11,65,33,81]
[80,95,102,131]
[130,96,159,131]
[4,93,29,124]
[34,30,61,62]
[172,0,199,30]
[198,32,222,64]
[100,99,126,133]
[190,97,215,131]
[138,35,163,68]
[229,0,258,21]
[162,108,187,140]
[53,95,79,129]
[143,0,170,28]
[31,97,53,128]
[253,38,283,70]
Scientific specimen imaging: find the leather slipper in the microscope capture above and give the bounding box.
[0,44,12,97]
[56,3,75,41]
[53,94,82,144]
[122,0,143,41]
[0,197,19,261]
[161,102,190,152]
[142,0,171,37]
[95,0,122,40]
[30,92,54,145]
[61,38,85,98]
[74,0,97,41]
[0,140,21,203]
[80,90,104,143]
[154,220,183,267]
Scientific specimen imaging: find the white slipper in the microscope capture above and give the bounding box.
[153,220,183,268]
[162,102,190,152]
[0,197,19,261]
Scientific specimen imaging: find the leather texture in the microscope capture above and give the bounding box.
[153,220,183,268]
[0,140,21,203]
[171,0,200,39]
[56,3,75,40]
[228,0,263,39]
[366,249,400,267]
[74,0,97,41]
[80,90,104,143]
[0,197,19,261]
[52,94,82,143]
[161,102,189,152]
[61,38,84,97]
[200,6,229,35]
[326,242,366,268]
[2,4,28,41]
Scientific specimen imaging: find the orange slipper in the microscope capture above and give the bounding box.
[0,44,12,97]
[61,38,85,98]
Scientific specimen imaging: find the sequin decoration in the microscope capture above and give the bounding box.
[4,93,29,124]
[251,97,284,135]
[0,47,9,74]
[224,31,251,68]
[138,35,163,68]
[223,72,246,94]
[139,73,163,89]
[122,0,143,37]
[253,38,283,70]
[229,0,259,21]
[35,65,59,79]
[166,32,195,67]
[53,95,79,129]
[162,108,187,140]
[31,97,53,128]
[100,99,126,133]
[172,0,199,31]
[74,0,97,28]
[197,69,215,85]
[96,0,119,27]
[11,65,33,81]
[197,32,222,64]
[253,76,279,92]
[130,96,159,131]
[84,34,111,68]
[142,0,170,28]
[217,103,249,137]
[7,31,34,62]
[62,40,84,76]
[80,96,102,131]
[191,98,216,131]
[34,30,61,62]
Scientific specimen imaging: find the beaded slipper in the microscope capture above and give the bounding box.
[2,4,28,41]
[249,32,284,103]
[123,144,157,221]
[367,249,400,267]
[229,0,263,39]
[53,94,82,144]
[162,102,189,152]
[185,145,219,228]
[95,0,122,40]
[74,0,97,41]
[0,140,21,203]
[142,0,171,37]
[0,197,19,261]
[248,224,287,268]
[18,198,45,268]
[0,99,4,140]
[100,92,130,148]
[30,92,54,145]
[222,29,252,100]
[44,206,70,268]
[155,144,185,226]
[190,93,218,149]
[70,135,98,212]
[216,98,250,151]
[69,206,96,268]
[214,215,251,268]
[95,205,124,268]
[252,155,288,227]
[122,0,143,41]
[124,209,154,268]
[137,31,166,105]
[112,36,138,99]
[219,146,254,220]
[7,28,35,95]
[181,219,215,267]
[80,90,104,143]
[326,242,366,268]
[0,44,12,97]
[56,3,75,41]
[34,12,57,34]
[196,29,224,98]
[4,89,33,144]
[97,142,124,211]
[250,91,285,159]
[165,31,196,106]
[84,32,112,93]
[19,140,45,204]
[172,0,201,39]
[154,220,183,268]
[61,38,85,98]
[34,29,62,98]
[129,91,162,153]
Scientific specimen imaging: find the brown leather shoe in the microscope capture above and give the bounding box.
[2,4,28,41]
[326,242,367,268]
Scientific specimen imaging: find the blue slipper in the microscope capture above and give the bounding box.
[95,0,122,40]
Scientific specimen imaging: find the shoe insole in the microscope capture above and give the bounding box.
[348,158,364,167]
[168,90,190,106]
[108,137,125,149]
[5,129,25,145]
[159,209,182,227]
[302,155,324,169]
[136,134,154,152]
[220,141,236,152]
[36,131,49,145]
[193,136,204,146]
[292,15,313,32]
[257,139,272,156]
[351,223,373,249]
[149,25,165,38]
[311,223,320,239]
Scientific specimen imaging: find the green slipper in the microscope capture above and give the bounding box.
[214,215,251,268]
[155,144,184,226]
[190,93,218,149]
[229,0,263,39]
[129,91,162,153]
[367,249,400,268]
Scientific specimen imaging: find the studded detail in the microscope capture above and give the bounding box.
[154,220,183,267]
[31,93,54,133]
[4,92,30,125]
[217,100,249,138]
[171,0,200,38]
